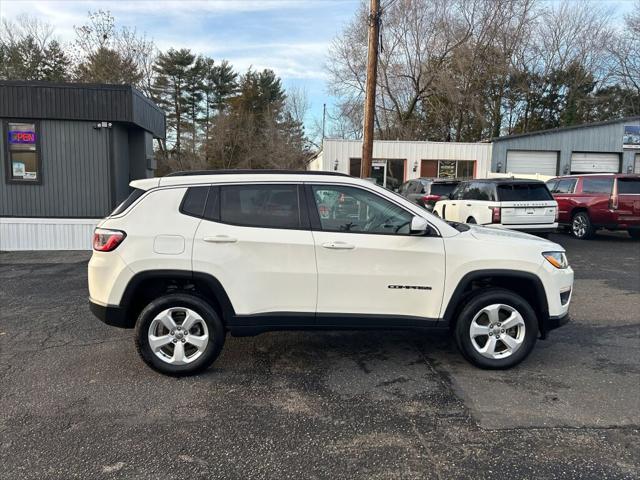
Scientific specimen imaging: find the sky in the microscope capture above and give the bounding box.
[0,0,361,132]
[0,0,635,133]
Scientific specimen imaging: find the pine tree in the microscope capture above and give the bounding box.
[76,47,142,84]
[152,48,196,166]
[40,40,70,81]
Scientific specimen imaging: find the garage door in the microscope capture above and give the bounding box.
[506,151,558,176]
[570,153,620,173]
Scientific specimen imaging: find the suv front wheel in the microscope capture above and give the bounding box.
[454,288,538,369]
[135,293,225,376]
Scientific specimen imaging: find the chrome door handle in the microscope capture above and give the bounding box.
[204,235,237,243]
[322,241,355,250]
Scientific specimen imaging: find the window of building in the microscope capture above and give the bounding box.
[311,185,413,235]
[220,184,300,229]
[427,160,475,179]
[5,122,39,182]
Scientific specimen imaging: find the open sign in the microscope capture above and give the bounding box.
[9,131,36,144]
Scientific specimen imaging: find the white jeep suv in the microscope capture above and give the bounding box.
[433,179,558,234]
[89,170,573,375]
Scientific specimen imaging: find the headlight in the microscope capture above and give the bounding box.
[543,251,568,269]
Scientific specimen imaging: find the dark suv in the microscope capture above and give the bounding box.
[546,174,640,239]
[397,178,460,211]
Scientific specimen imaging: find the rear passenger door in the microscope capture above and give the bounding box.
[192,183,317,316]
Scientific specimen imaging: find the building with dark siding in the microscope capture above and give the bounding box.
[491,116,640,177]
[0,81,165,250]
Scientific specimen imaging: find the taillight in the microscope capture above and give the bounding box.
[610,180,619,210]
[421,194,441,204]
[489,207,501,223]
[93,228,126,252]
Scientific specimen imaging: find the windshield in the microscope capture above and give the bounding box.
[446,220,470,232]
[431,183,458,196]
[497,183,553,201]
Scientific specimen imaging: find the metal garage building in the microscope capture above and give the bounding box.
[0,81,165,250]
[309,139,493,189]
[491,116,640,177]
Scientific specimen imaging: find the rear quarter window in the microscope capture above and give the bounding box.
[581,178,613,194]
[430,183,458,196]
[617,178,640,194]
[110,188,145,216]
[497,183,553,201]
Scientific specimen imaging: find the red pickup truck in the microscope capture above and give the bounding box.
[546,174,640,239]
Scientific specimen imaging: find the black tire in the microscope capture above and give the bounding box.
[571,211,595,239]
[466,217,477,224]
[454,288,538,369]
[629,228,640,239]
[135,293,225,376]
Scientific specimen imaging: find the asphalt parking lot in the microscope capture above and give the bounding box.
[1,232,639,479]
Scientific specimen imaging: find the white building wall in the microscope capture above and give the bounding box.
[311,139,492,179]
[0,218,99,251]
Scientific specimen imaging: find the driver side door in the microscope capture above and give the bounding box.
[306,184,446,321]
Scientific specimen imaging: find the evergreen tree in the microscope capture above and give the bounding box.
[76,47,142,84]
[152,48,196,165]
[40,40,70,82]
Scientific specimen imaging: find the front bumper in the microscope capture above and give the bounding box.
[540,312,570,339]
[89,299,131,328]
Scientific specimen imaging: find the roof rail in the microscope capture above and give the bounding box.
[165,169,351,177]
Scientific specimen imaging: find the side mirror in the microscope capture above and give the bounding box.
[410,216,429,235]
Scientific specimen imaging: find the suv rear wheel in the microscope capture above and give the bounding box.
[454,288,538,369]
[571,211,595,239]
[135,293,225,376]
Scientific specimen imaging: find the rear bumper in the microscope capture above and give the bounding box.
[500,223,558,233]
[89,299,131,328]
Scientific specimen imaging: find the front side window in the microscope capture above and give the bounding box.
[311,185,413,235]
[556,179,577,194]
[582,178,613,194]
[220,184,300,229]
[5,122,39,182]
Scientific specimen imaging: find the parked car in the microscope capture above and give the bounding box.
[397,178,461,211]
[89,170,572,375]
[432,178,558,234]
[546,174,640,239]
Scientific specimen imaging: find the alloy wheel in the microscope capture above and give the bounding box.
[469,304,526,360]
[572,215,587,238]
[148,307,210,365]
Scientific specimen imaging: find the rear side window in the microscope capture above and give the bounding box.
[221,184,300,229]
[618,178,640,194]
[111,188,145,216]
[497,183,553,201]
[582,178,613,194]
[463,182,495,201]
[180,186,209,218]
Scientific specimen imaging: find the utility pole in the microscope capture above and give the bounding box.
[360,0,380,179]
[322,103,326,142]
